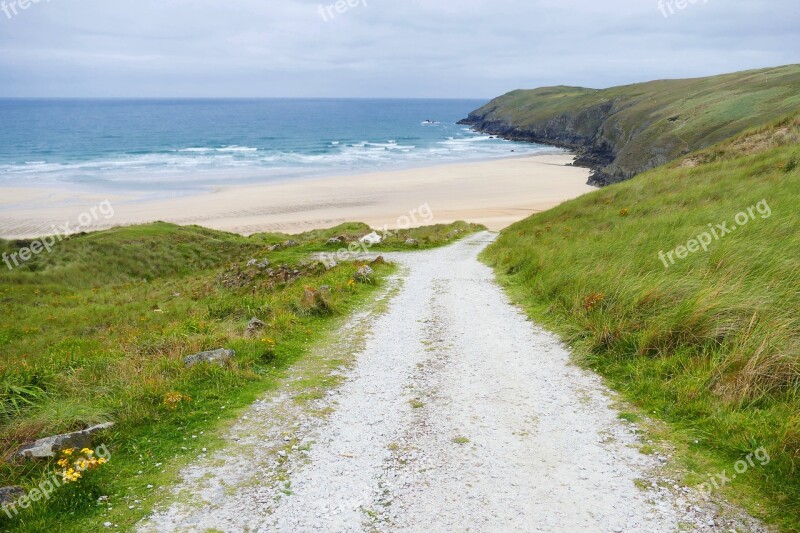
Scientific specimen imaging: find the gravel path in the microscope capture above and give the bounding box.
[139,232,764,533]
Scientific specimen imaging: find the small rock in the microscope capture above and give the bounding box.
[359,232,382,245]
[246,317,266,336]
[16,422,115,459]
[184,348,235,368]
[355,265,374,281]
[0,486,25,506]
[301,287,318,308]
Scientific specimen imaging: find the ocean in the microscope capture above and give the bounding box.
[0,99,555,197]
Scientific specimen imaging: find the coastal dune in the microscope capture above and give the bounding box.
[0,154,593,239]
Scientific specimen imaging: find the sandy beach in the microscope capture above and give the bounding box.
[0,154,593,239]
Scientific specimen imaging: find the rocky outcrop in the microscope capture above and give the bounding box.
[459,100,626,186]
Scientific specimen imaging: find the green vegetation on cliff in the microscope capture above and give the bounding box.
[482,115,800,529]
[461,64,800,185]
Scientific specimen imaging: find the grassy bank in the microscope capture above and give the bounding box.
[482,116,800,529]
[461,64,800,184]
[0,220,482,531]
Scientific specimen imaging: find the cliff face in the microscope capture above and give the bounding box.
[459,65,800,186]
[460,99,620,185]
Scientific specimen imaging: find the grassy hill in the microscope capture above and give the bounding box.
[0,220,482,531]
[460,64,800,185]
[481,115,800,529]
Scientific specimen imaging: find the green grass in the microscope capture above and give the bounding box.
[461,64,800,184]
[481,115,800,530]
[0,220,481,531]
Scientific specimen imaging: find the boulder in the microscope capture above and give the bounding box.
[184,348,235,368]
[16,422,114,459]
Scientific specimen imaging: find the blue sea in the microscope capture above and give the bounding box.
[0,99,554,197]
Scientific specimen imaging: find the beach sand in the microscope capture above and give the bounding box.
[0,154,594,239]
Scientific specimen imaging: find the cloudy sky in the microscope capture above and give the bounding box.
[0,0,797,98]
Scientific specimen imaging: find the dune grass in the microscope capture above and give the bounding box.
[0,219,482,531]
[481,115,800,529]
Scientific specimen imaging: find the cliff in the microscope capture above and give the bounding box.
[459,65,800,185]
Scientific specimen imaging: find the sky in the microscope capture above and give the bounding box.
[0,0,797,98]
